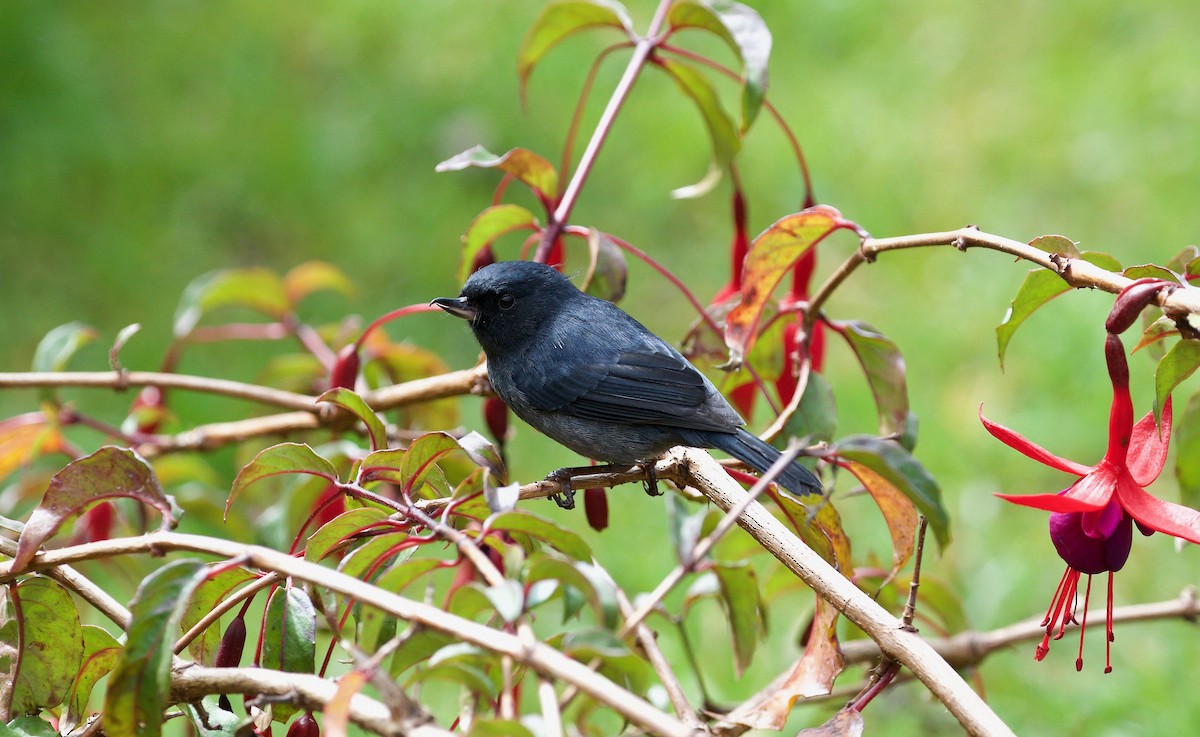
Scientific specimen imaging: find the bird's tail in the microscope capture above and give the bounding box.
[686,428,822,497]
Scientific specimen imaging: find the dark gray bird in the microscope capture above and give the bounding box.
[432,260,821,507]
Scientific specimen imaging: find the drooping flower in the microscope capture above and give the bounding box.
[981,333,1200,671]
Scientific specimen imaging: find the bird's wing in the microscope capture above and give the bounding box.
[520,308,743,432]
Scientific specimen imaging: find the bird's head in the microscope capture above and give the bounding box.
[431,260,578,356]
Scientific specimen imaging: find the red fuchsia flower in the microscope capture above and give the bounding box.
[981,333,1200,671]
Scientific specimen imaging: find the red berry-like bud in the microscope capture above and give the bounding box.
[1105,278,1174,334]
[215,614,248,669]
[584,488,608,531]
[329,345,361,390]
[287,713,320,737]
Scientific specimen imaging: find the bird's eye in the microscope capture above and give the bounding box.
[498,294,516,310]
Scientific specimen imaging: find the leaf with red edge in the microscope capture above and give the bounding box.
[1133,316,1180,353]
[667,0,771,132]
[398,432,462,497]
[283,260,355,306]
[1174,393,1200,509]
[582,228,627,303]
[834,436,950,548]
[228,443,340,519]
[995,249,1122,367]
[263,586,317,723]
[317,387,387,451]
[61,625,122,733]
[33,321,97,372]
[104,559,208,737]
[178,565,257,665]
[435,145,558,203]
[12,447,180,573]
[2,576,84,716]
[842,460,918,574]
[517,0,633,96]
[1129,400,1171,487]
[657,57,739,199]
[487,510,592,561]
[0,412,69,483]
[459,204,539,283]
[174,268,290,337]
[304,507,390,562]
[724,207,851,366]
[830,320,908,437]
[1155,340,1200,425]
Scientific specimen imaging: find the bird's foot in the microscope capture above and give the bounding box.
[545,468,578,510]
[639,463,661,497]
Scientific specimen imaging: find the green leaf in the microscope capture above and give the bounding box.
[32,322,97,372]
[784,371,837,444]
[1133,316,1179,354]
[337,533,413,582]
[456,431,508,485]
[183,695,242,737]
[668,0,771,131]
[389,629,457,678]
[468,719,537,737]
[667,493,708,565]
[481,580,525,623]
[1155,339,1200,424]
[227,443,340,519]
[396,433,461,497]
[1174,392,1200,509]
[435,145,558,202]
[104,559,208,737]
[995,250,1122,367]
[13,447,179,573]
[2,716,59,737]
[582,229,627,303]
[713,562,762,675]
[304,507,390,562]
[459,205,539,283]
[358,559,442,652]
[524,555,615,627]
[61,625,123,733]
[1,577,84,715]
[262,586,317,722]
[487,510,592,561]
[109,323,141,372]
[830,320,908,438]
[517,0,633,96]
[317,387,387,451]
[834,436,950,548]
[178,566,256,665]
[283,260,355,306]
[1123,263,1178,281]
[724,206,852,366]
[173,267,290,337]
[657,58,739,198]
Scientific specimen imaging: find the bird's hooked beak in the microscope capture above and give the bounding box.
[430,296,478,322]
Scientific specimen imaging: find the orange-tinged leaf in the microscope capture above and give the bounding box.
[12,447,180,573]
[436,145,558,202]
[725,206,853,365]
[0,412,69,482]
[283,261,355,305]
[796,707,865,737]
[723,597,843,729]
[323,670,368,737]
[842,460,918,574]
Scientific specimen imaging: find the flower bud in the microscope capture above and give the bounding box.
[1105,278,1174,335]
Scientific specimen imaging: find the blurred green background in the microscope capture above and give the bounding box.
[3,1,1200,734]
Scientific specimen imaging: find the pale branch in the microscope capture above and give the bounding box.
[169,665,451,737]
[807,226,1200,327]
[838,586,1200,670]
[0,532,130,629]
[667,446,1015,737]
[0,532,695,737]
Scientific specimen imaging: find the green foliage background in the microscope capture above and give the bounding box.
[2,1,1199,733]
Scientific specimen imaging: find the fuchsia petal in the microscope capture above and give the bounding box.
[1128,397,1172,487]
[979,407,1091,476]
[1116,477,1200,545]
[996,491,1104,514]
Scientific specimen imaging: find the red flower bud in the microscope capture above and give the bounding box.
[584,488,609,531]
[328,345,360,390]
[215,614,247,669]
[1105,278,1175,334]
[287,713,320,737]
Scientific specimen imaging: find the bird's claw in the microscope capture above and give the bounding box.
[640,463,661,497]
[546,468,577,510]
